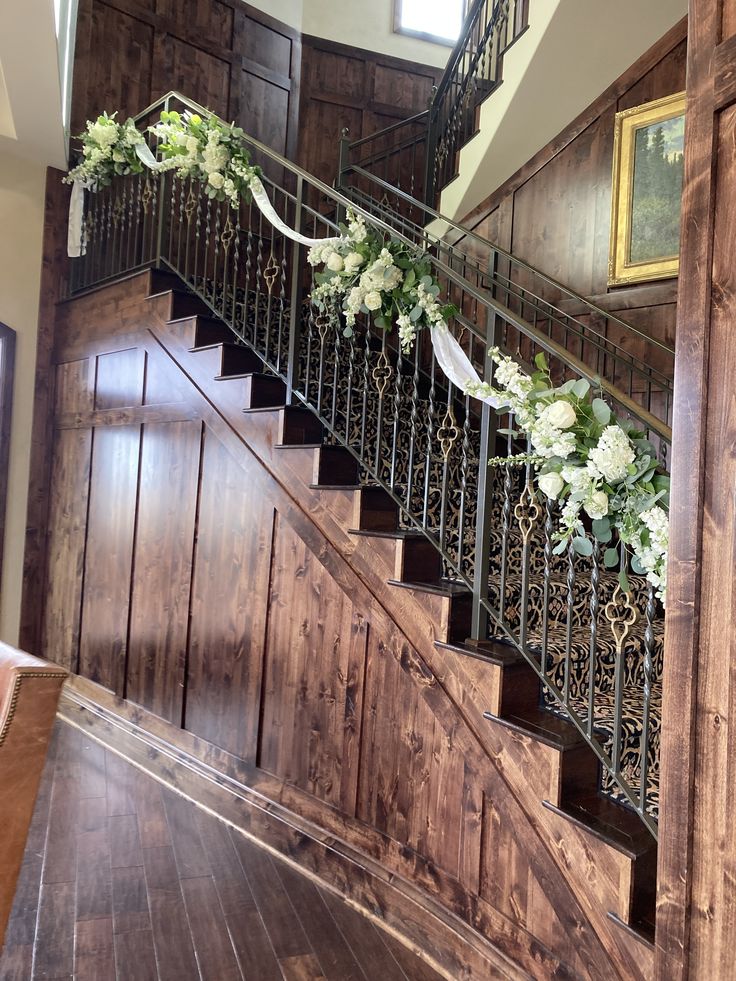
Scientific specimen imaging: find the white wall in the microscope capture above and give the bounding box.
[246,0,303,32]
[287,0,450,67]
[0,151,46,646]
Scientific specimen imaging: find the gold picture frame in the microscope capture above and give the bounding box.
[608,91,686,286]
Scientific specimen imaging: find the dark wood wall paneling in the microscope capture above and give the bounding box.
[297,36,443,189]
[71,0,303,176]
[459,18,688,355]
[70,1,443,194]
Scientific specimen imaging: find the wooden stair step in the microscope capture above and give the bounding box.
[352,486,399,533]
[216,343,264,378]
[276,406,324,446]
[238,373,287,410]
[393,535,443,585]
[149,288,211,321]
[388,579,472,645]
[168,314,232,349]
[311,445,359,487]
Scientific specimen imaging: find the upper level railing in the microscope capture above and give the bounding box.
[68,93,666,836]
[345,0,528,210]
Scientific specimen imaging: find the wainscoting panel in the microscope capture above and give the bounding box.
[185,428,274,762]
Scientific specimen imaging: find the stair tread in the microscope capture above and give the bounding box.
[435,639,524,666]
[544,795,655,858]
[484,706,585,751]
[387,578,471,597]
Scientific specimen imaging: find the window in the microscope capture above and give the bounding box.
[394,0,467,46]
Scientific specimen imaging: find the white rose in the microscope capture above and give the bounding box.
[185,136,200,156]
[364,291,383,311]
[343,252,364,273]
[327,252,344,273]
[584,490,609,520]
[208,172,224,189]
[537,472,564,500]
[540,400,577,430]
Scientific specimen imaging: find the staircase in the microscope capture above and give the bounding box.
[64,92,672,953]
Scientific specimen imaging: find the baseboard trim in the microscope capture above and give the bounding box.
[57,685,530,981]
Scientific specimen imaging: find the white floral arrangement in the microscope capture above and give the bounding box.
[148,110,261,208]
[467,348,670,602]
[65,112,147,188]
[66,109,261,209]
[307,210,458,351]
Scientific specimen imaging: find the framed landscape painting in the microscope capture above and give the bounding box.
[608,91,686,286]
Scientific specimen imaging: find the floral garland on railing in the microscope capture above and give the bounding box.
[65,112,148,187]
[466,349,669,602]
[66,109,261,205]
[149,110,261,206]
[307,211,458,352]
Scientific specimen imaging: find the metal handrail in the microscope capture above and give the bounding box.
[346,165,676,359]
[348,109,429,151]
[90,90,671,443]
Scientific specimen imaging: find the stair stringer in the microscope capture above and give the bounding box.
[49,270,652,979]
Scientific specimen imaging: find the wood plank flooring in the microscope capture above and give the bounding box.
[0,721,444,981]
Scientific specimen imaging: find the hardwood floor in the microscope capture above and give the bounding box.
[0,721,444,981]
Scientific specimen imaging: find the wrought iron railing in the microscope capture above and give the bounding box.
[339,174,675,450]
[342,0,528,210]
[68,93,667,837]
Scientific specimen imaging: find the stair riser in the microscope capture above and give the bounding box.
[352,487,399,533]
[243,376,287,410]
[277,407,324,446]
[394,537,443,584]
[312,446,359,487]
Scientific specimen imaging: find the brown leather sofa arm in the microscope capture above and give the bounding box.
[0,642,67,950]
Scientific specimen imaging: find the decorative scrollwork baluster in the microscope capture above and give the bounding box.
[605,582,638,775]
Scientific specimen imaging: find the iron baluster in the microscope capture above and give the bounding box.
[564,540,576,706]
[541,499,553,681]
[587,540,601,739]
[640,583,656,814]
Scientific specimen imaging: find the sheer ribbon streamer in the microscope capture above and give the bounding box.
[67,163,494,405]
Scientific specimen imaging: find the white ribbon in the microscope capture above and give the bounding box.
[430,325,502,407]
[67,178,88,258]
[249,176,342,248]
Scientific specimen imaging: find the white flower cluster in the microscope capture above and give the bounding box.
[306,209,454,351]
[587,425,635,483]
[466,347,670,602]
[66,115,145,187]
[631,505,669,597]
[148,111,260,209]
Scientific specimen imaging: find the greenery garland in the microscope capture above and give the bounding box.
[467,348,669,602]
[65,109,261,207]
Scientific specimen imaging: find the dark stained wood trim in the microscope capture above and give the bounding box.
[0,323,16,599]
[20,169,70,656]
[713,33,736,109]
[55,403,202,429]
[461,15,688,229]
[654,4,718,979]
